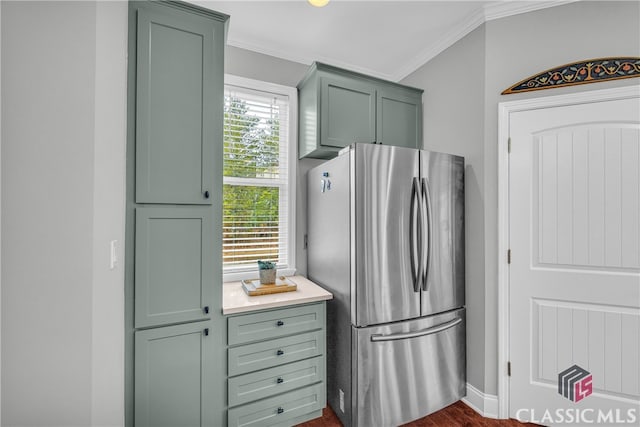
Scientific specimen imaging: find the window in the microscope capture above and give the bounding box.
[222,75,297,281]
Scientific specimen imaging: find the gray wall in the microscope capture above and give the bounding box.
[401,25,487,392]
[225,45,325,278]
[402,0,640,396]
[91,2,127,425]
[1,1,127,425]
[0,3,3,421]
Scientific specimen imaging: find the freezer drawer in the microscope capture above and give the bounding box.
[353,308,466,427]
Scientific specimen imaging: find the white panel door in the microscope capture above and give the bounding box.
[509,95,640,425]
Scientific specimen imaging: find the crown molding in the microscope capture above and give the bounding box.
[392,7,486,81]
[393,0,579,81]
[226,37,397,81]
[227,1,579,83]
[484,0,579,22]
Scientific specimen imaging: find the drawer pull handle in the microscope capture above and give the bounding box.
[276,377,284,384]
[276,349,284,356]
[276,320,284,326]
[277,407,284,414]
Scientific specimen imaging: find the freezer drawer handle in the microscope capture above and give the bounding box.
[370,318,462,342]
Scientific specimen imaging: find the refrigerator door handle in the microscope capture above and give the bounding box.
[410,177,423,292]
[370,317,462,342]
[421,177,433,291]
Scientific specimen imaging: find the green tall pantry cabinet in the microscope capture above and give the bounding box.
[125,2,228,426]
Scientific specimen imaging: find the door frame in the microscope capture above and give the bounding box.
[496,84,640,419]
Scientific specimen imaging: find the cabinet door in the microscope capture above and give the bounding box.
[135,207,214,328]
[135,6,220,204]
[376,87,422,149]
[320,76,376,149]
[135,321,214,427]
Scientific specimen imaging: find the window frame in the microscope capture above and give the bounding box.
[222,74,297,283]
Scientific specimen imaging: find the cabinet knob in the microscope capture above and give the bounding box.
[276,349,284,356]
[204,328,209,336]
[276,320,284,327]
[203,306,209,314]
[204,190,210,198]
[276,377,284,384]
[277,407,284,414]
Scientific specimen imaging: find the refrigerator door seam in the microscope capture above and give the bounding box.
[421,177,433,291]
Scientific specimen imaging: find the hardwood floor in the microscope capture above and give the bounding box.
[297,401,540,427]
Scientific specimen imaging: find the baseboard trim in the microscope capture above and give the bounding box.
[462,383,499,419]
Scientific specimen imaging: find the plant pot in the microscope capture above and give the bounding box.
[259,269,276,285]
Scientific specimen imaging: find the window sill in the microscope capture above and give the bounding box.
[223,268,296,284]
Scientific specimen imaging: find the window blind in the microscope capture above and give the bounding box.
[223,84,291,274]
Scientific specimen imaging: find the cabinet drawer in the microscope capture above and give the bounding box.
[228,303,324,346]
[228,356,324,407]
[228,330,324,377]
[227,383,324,427]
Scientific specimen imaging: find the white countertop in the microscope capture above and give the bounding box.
[222,275,333,315]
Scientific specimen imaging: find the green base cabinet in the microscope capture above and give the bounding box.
[298,62,423,159]
[226,302,327,427]
[135,321,216,427]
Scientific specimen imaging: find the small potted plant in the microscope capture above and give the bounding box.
[257,260,276,285]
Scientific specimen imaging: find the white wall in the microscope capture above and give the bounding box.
[1,1,127,425]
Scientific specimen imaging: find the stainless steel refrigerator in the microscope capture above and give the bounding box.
[307,143,465,427]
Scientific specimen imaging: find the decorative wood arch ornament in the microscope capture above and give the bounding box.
[502,57,640,95]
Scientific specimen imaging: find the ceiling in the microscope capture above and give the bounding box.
[188,0,574,82]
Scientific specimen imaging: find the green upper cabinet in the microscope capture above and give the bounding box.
[298,62,423,159]
[376,86,422,149]
[135,4,224,204]
[320,75,376,149]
